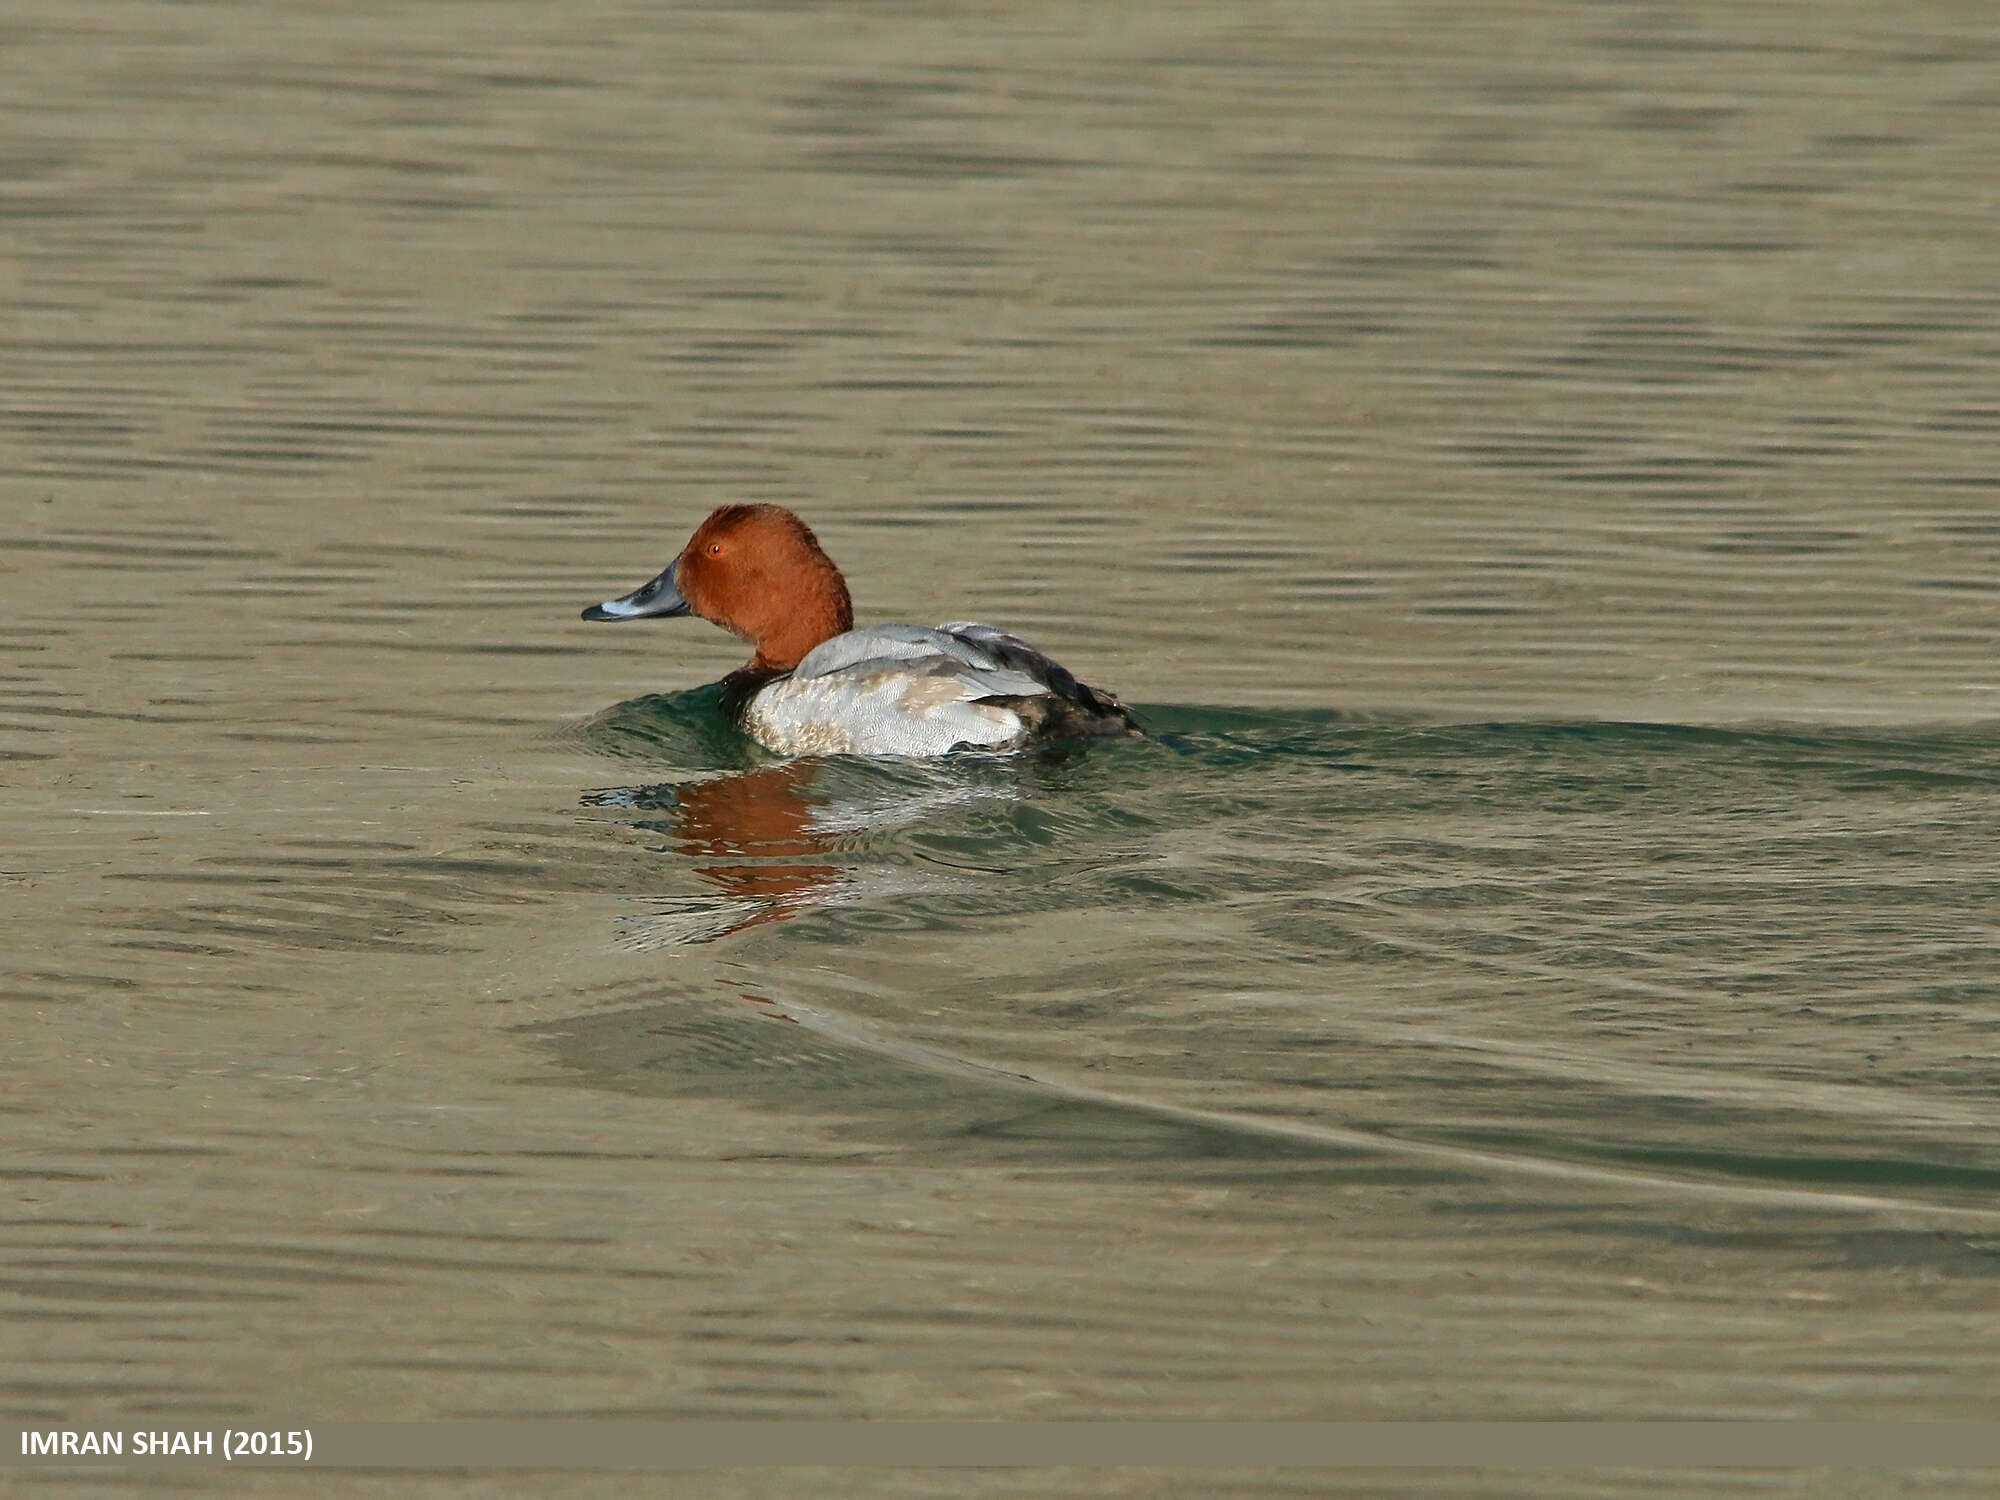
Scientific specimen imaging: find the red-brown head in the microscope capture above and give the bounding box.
[583,504,854,673]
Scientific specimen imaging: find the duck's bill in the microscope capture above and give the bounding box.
[582,562,690,621]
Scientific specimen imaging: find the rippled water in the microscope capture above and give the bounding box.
[569,699,2000,1201]
[7,1,2000,1495]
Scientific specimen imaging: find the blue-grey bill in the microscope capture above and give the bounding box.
[583,561,690,621]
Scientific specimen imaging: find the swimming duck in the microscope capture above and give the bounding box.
[583,504,1139,756]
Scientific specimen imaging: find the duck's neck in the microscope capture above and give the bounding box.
[746,575,852,674]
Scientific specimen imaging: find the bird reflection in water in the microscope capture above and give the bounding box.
[584,760,846,946]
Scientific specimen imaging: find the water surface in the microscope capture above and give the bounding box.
[6,2,2000,1495]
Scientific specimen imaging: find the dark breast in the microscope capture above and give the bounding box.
[717,664,789,725]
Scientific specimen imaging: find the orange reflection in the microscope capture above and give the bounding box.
[670,760,838,929]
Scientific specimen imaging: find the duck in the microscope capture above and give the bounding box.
[582,503,1140,756]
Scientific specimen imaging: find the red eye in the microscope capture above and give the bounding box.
[707,543,722,556]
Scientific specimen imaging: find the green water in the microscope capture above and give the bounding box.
[567,697,2000,1211]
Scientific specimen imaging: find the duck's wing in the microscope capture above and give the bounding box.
[755,628,1039,755]
[794,624,1045,698]
[782,623,1138,750]
[934,621,1133,724]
